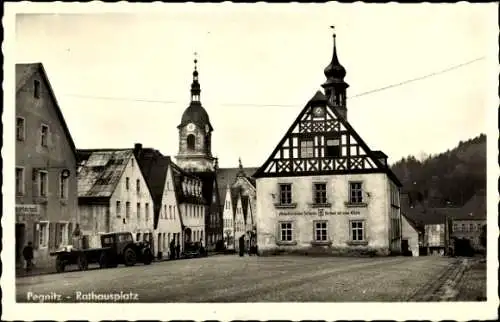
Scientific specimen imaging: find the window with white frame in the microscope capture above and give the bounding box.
[313,183,327,204]
[314,221,328,242]
[279,183,292,205]
[300,139,314,158]
[38,222,49,247]
[453,223,459,232]
[469,223,474,232]
[350,220,365,241]
[349,182,363,204]
[40,125,49,147]
[60,172,69,199]
[116,201,121,217]
[56,223,68,247]
[15,167,24,195]
[137,202,141,220]
[16,117,25,141]
[39,170,48,197]
[279,222,293,242]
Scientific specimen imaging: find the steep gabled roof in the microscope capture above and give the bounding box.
[16,63,77,159]
[216,167,258,207]
[133,147,171,229]
[77,149,132,199]
[253,90,402,187]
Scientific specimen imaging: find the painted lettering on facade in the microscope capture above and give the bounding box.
[16,204,40,222]
[278,209,361,216]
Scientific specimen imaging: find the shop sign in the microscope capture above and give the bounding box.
[16,204,40,222]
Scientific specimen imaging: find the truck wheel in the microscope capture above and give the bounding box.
[56,256,65,273]
[99,253,108,268]
[77,254,88,271]
[142,248,153,265]
[124,248,137,266]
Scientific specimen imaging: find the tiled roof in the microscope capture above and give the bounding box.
[16,63,77,159]
[133,147,171,229]
[77,149,132,198]
[453,189,487,220]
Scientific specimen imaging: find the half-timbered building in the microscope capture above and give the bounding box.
[253,31,403,256]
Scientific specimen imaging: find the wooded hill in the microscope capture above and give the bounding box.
[391,133,486,208]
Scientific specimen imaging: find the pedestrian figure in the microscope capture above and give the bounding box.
[238,235,245,257]
[23,241,34,273]
[175,242,180,259]
[169,239,176,260]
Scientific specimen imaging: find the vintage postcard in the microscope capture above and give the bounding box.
[2,2,498,321]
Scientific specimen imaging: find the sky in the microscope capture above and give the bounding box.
[14,3,497,168]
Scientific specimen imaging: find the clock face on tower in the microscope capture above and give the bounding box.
[313,106,325,117]
[187,123,195,132]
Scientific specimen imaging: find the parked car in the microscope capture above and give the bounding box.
[182,242,207,259]
[50,232,154,272]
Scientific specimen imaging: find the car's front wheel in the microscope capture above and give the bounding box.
[124,248,137,266]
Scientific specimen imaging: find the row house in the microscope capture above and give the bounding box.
[253,32,403,255]
[76,149,154,248]
[217,159,258,250]
[170,162,207,250]
[15,63,79,269]
[133,144,183,259]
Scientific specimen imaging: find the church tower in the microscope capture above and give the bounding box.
[321,28,349,120]
[176,56,215,172]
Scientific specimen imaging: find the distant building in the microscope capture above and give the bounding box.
[253,31,403,256]
[15,63,78,269]
[77,149,154,248]
[217,159,258,250]
[133,144,183,259]
[450,190,486,253]
[401,213,421,256]
[175,57,222,249]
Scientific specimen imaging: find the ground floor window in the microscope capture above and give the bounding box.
[350,220,365,241]
[38,222,49,247]
[314,221,328,242]
[279,222,293,242]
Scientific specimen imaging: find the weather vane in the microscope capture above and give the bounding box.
[330,25,336,38]
[194,51,198,69]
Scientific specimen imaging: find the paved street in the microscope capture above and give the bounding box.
[16,255,472,303]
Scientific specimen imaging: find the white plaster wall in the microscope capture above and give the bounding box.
[255,173,390,251]
[401,216,419,256]
[222,187,235,249]
[155,165,183,258]
[109,154,154,237]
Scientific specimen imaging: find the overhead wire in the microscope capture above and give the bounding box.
[59,56,486,107]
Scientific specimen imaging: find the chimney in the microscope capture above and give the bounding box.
[134,143,142,158]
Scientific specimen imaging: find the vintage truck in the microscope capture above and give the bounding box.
[50,231,154,273]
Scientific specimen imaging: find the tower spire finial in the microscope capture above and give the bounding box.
[191,51,200,102]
